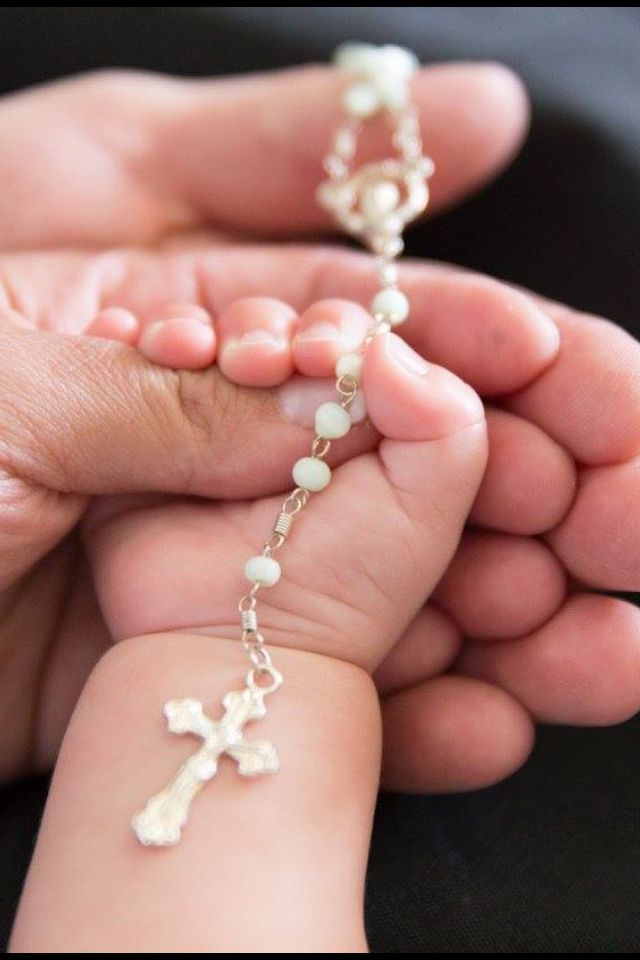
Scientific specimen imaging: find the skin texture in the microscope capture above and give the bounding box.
[0,62,638,950]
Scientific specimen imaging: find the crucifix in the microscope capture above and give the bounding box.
[132,681,280,847]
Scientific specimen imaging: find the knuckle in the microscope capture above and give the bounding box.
[167,367,247,456]
[135,363,245,493]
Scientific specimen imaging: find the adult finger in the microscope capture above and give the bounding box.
[470,407,576,534]
[190,249,560,394]
[506,308,640,466]
[433,530,567,640]
[546,456,640,590]
[381,675,534,792]
[374,604,461,695]
[0,62,528,248]
[459,594,640,725]
[2,246,560,396]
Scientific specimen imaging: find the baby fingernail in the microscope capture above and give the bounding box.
[383,333,483,430]
[292,303,371,377]
[139,320,165,349]
[154,302,212,326]
[295,321,340,343]
[386,333,430,376]
[295,321,361,352]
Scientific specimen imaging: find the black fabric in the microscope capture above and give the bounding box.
[0,7,638,953]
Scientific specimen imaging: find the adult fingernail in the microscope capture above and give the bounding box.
[277,377,366,428]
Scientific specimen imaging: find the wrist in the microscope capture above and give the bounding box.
[12,632,380,953]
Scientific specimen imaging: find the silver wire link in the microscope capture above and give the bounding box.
[246,664,283,696]
[241,609,258,633]
[274,512,293,537]
[235,311,393,686]
[364,316,392,347]
[282,488,309,515]
[249,645,273,671]
[337,375,358,406]
[263,533,285,553]
[311,436,331,459]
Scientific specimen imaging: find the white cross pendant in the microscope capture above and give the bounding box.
[132,679,280,847]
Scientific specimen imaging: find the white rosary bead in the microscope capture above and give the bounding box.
[335,353,364,382]
[378,261,399,287]
[343,81,380,118]
[335,43,418,114]
[293,457,332,492]
[244,555,282,587]
[361,180,401,222]
[315,401,352,439]
[334,127,356,160]
[335,43,418,84]
[371,288,410,326]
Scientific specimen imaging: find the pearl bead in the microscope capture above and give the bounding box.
[360,181,400,222]
[315,402,352,439]
[293,457,331,492]
[343,82,379,118]
[378,45,419,78]
[335,352,364,382]
[334,128,356,159]
[371,288,410,326]
[338,45,417,112]
[379,262,399,287]
[376,74,409,110]
[334,42,374,73]
[334,43,418,82]
[379,237,404,259]
[244,555,281,587]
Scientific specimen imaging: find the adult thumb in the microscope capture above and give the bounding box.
[0,318,375,588]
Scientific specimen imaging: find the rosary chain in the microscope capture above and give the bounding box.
[239,43,433,695]
[236,364,367,690]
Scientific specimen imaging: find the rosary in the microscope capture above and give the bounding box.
[132,42,434,847]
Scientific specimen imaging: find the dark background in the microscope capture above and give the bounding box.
[0,7,639,953]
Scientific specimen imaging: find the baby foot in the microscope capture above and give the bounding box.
[86,297,372,385]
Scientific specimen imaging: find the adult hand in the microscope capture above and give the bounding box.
[0,63,638,805]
